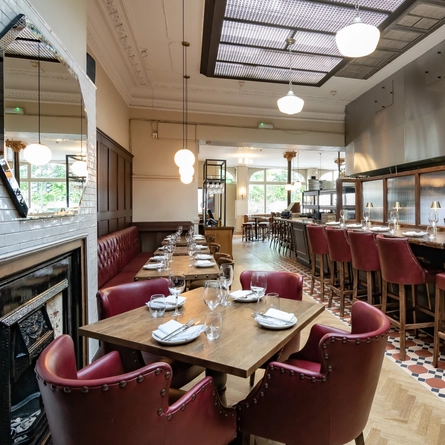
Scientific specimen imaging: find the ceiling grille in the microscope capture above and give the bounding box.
[201,0,445,85]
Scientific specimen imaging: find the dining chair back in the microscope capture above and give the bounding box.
[236,301,390,445]
[36,335,236,445]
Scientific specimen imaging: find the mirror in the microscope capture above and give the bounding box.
[0,15,87,218]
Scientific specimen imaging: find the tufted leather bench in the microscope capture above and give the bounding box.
[98,226,152,289]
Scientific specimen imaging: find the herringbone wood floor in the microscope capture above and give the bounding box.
[199,236,445,445]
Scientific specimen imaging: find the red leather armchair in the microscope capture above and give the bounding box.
[97,279,205,389]
[237,301,390,445]
[36,335,236,445]
[240,270,303,384]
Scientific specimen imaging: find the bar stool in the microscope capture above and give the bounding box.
[306,224,331,302]
[348,230,381,306]
[258,220,270,241]
[325,227,354,317]
[242,223,253,241]
[376,234,437,361]
[433,272,445,367]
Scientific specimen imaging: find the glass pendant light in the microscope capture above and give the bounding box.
[24,42,52,165]
[277,38,304,115]
[335,1,380,58]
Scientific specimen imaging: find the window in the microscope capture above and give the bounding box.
[20,162,69,213]
[248,168,305,214]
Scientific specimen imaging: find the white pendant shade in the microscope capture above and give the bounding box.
[24,143,52,165]
[277,90,304,115]
[174,149,195,167]
[179,165,194,176]
[71,160,88,177]
[180,174,193,184]
[335,16,380,58]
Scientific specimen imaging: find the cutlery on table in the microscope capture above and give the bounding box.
[162,319,197,341]
[252,312,294,325]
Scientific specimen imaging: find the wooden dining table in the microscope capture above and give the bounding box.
[134,255,220,281]
[154,245,211,256]
[161,236,207,247]
[78,287,324,379]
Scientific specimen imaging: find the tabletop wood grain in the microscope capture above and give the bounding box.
[154,246,211,256]
[79,288,324,378]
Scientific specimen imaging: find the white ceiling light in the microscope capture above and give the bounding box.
[277,38,304,115]
[335,1,380,58]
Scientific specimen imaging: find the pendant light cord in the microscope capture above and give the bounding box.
[37,42,41,144]
[288,45,293,91]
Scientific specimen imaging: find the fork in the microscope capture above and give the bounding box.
[162,319,195,341]
[252,312,294,325]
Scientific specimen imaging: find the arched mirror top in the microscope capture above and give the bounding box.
[0,14,87,218]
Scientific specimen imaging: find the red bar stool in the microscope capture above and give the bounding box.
[376,234,437,361]
[325,227,354,317]
[433,272,445,367]
[348,230,381,306]
[306,224,331,302]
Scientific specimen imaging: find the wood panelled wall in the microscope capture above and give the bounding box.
[97,130,133,237]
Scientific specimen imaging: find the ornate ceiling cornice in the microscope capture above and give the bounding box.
[5,88,82,105]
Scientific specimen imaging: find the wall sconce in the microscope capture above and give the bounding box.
[240,187,246,199]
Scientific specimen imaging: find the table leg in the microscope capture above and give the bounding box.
[206,369,227,406]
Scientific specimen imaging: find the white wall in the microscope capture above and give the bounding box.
[29,0,87,70]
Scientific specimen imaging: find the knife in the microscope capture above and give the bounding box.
[254,312,294,325]
[161,319,196,341]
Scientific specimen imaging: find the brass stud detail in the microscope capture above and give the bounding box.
[192,394,196,401]
[101,384,109,391]
[290,370,294,376]
[63,387,71,393]
[155,368,161,376]
[245,403,250,408]
[311,377,316,383]
[322,343,327,348]
[157,408,163,416]
[50,384,56,391]
[322,376,326,382]
[270,365,275,370]
[167,413,172,421]
[165,371,171,379]
[300,374,305,379]
[160,389,166,397]
[328,365,333,372]
[260,391,264,397]
[264,383,269,389]
[119,381,127,388]
[356,339,361,345]
[43,381,47,386]
[137,375,144,383]
[280,368,285,373]
[342,337,347,343]
[181,404,186,411]
[266,373,271,379]
[331,337,336,343]
[324,354,329,359]
[366,337,371,343]
[81,386,89,393]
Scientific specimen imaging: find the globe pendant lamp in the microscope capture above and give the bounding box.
[277,38,304,115]
[24,41,52,166]
[335,1,380,58]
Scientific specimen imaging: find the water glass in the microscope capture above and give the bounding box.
[427,225,436,239]
[168,274,186,317]
[218,264,234,306]
[202,280,221,311]
[250,272,267,303]
[205,312,223,340]
[388,221,396,234]
[265,292,280,310]
[361,219,368,231]
[148,294,166,318]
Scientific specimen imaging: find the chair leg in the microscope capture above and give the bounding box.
[399,285,407,361]
[366,270,373,305]
[433,285,445,367]
[355,432,365,445]
[339,261,345,317]
[319,255,325,302]
[353,267,358,302]
[310,253,316,295]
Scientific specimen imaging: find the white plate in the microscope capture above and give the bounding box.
[230,291,261,303]
[193,235,205,239]
[149,256,165,262]
[143,263,163,270]
[146,296,186,311]
[195,245,208,250]
[402,231,427,237]
[326,221,340,226]
[346,223,362,228]
[151,329,201,345]
[255,315,297,330]
[370,226,390,232]
[195,260,216,268]
[195,254,213,260]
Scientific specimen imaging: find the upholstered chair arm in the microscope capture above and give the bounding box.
[77,351,126,380]
[165,376,237,445]
[288,323,348,363]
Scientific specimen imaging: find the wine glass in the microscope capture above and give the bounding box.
[250,272,267,303]
[167,274,186,317]
[339,209,347,228]
[202,280,221,311]
[428,211,439,227]
[363,210,370,229]
[187,242,196,266]
[218,263,234,306]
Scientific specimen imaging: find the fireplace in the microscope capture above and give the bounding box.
[0,242,84,445]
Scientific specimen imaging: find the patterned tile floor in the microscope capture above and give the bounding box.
[239,237,445,400]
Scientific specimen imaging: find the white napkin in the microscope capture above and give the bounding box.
[195,245,207,250]
[403,231,427,236]
[230,290,254,300]
[193,235,205,239]
[195,260,216,267]
[149,256,165,262]
[196,254,212,260]
[157,246,165,250]
[153,320,204,341]
[346,223,362,228]
[326,221,340,225]
[164,295,186,306]
[143,263,162,270]
[256,308,295,326]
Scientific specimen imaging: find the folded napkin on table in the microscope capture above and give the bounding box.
[195,260,216,267]
[152,319,204,341]
[193,235,205,239]
[403,231,427,236]
[256,308,295,326]
[165,295,186,306]
[195,254,212,260]
[149,256,165,262]
[195,245,207,250]
[230,290,254,299]
[143,263,163,270]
